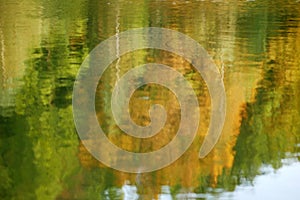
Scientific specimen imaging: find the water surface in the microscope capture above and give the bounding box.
[0,0,300,199]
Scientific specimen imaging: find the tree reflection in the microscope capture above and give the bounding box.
[0,0,300,199]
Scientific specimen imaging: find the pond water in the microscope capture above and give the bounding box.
[1,0,300,199]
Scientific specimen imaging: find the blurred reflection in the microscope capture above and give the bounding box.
[0,0,300,199]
